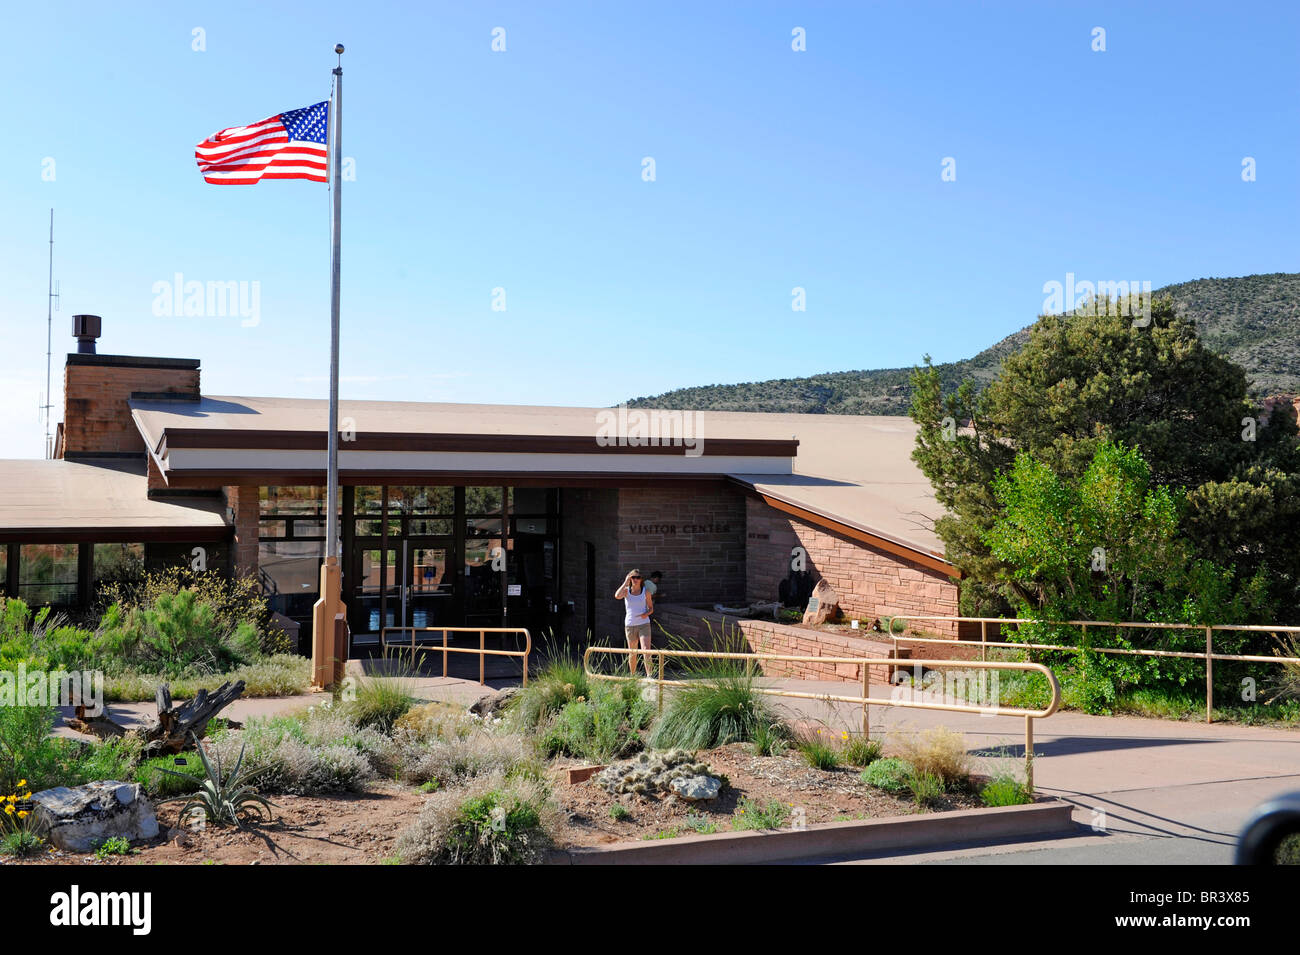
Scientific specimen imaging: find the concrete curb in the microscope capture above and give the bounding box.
[545,800,1075,865]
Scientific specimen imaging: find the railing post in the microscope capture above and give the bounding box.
[861,660,869,738]
[479,630,486,685]
[657,651,665,714]
[442,628,448,679]
[1205,626,1213,724]
[1025,716,1034,794]
[980,620,987,662]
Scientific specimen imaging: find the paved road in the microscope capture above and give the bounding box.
[762,678,1300,864]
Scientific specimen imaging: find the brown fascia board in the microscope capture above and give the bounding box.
[159,471,736,490]
[157,429,800,457]
[0,526,231,544]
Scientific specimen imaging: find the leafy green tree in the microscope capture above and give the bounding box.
[986,440,1270,710]
[910,297,1300,619]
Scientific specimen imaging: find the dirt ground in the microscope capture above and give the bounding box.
[14,784,426,866]
[7,745,986,865]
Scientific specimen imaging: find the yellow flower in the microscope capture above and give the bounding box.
[841,732,849,740]
[17,780,26,788]
[4,805,13,816]
[16,811,27,819]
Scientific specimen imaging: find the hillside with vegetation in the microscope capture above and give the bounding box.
[627,273,1300,414]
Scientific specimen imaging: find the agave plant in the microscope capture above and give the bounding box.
[158,733,274,829]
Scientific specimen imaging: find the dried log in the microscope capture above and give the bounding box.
[68,703,127,740]
[137,680,246,756]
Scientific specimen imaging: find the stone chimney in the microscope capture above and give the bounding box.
[60,317,201,458]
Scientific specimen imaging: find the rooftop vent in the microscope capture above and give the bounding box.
[72,314,102,354]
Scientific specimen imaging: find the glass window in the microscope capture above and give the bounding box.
[258,519,287,539]
[19,543,78,606]
[466,517,503,538]
[409,518,452,536]
[258,539,323,597]
[512,487,549,514]
[389,486,454,514]
[93,543,144,585]
[261,486,328,515]
[289,519,326,539]
[465,486,504,515]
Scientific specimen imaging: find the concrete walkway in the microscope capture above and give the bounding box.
[758,677,1300,864]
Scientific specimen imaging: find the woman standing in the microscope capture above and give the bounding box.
[614,569,655,678]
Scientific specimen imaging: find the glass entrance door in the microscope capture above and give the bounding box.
[407,539,454,629]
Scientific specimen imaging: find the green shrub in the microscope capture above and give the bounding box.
[861,757,914,793]
[0,704,139,795]
[136,753,205,798]
[980,774,1033,806]
[537,679,653,762]
[732,797,791,831]
[842,735,883,767]
[906,769,946,808]
[210,709,380,795]
[94,836,132,859]
[395,773,558,865]
[508,652,591,730]
[608,803,632,821]
[97,568,278,655]
[650,674,781,750]
[395,729,531,787]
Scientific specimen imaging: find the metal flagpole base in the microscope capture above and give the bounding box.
[311,556,344,689]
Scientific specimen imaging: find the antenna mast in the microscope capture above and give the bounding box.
[42,209,59,458]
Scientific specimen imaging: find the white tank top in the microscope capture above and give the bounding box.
[624,588,650,625]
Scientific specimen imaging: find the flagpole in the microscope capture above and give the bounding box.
[313,43,345,689]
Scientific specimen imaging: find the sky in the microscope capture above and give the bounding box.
[1,1,1296,460]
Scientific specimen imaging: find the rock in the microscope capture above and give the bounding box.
[468,686,519,718]
[596,749,726,799]
[670,774,722,801]
[802,579,839,626]
[31,781,160,852]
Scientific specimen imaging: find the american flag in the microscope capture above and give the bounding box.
[195,101,329,185]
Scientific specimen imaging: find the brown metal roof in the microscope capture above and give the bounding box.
[0,458,228,542]
[129,396,946,560]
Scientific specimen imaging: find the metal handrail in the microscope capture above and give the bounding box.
[876,615,1300,723]
[583,646,1061,789]
[380,626,532,686]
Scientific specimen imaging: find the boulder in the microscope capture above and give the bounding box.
[669,774,722,801]
[31,781,159,852]
[468,686,519,718]
[802,579,839,626]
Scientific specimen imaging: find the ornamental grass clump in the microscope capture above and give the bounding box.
[507,649,591,730]
[395,772,559,865]
[649,674,781,750]
[898,726,972,790]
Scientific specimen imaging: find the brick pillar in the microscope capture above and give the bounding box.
[225,486,260,579]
